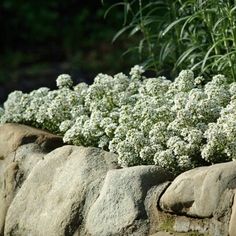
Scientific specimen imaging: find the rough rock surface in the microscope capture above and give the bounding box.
[0,123,63,159]
[144,183,172,234]
[229,190,236,236]
[0,144,45,235]
[0,124,64,236]
[4,145,119,236]
[85,166,173,236]
[150,233,172,236]
[1,123,236,236]
[159,161,236,218]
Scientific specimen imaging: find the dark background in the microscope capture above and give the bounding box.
[0,0,139,104]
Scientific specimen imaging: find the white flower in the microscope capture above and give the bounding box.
[177,155,192,169]
[2,67,236,174]
[194,76,205,86]
[0,107,4,120]
[129,65,145,80]
[56,74,73,89]
[59,120,73,133]
[98,135,110,149]
[229,82,236,96]
[171,70,195,92]
[154,149,177,170]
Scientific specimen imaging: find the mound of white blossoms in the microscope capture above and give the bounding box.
[1,66,236,174]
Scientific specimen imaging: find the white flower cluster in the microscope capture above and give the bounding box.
[0,66,235,174]
[0,107,4,118]
[56,74,73,89]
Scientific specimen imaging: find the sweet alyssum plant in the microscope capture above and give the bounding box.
[1,66,236,174]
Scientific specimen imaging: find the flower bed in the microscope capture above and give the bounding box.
[1,66,236,174]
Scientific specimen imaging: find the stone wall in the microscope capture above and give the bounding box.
[0,123,235,236]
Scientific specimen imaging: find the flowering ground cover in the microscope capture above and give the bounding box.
[1,65,236,174]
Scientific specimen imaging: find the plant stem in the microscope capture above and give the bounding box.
[169,0,180,62]
[138,0,158,73]
[223,31,236,81]
[228,5,236,80]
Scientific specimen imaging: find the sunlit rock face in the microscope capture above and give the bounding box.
[0,123,235,236]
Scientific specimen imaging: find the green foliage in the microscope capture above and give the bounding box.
[104,0,236,79]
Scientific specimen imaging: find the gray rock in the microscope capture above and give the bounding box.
[229,190,236,236]
[0,123,64,235]
[4,145,119,236]
[150,232,173,236]
[0,144,46,236]
[173,216,209,234]
[144,183,171,234]
[0,123,63,159]
[209,189,235,236]
[85,166,173,236]
[159,161,236,218]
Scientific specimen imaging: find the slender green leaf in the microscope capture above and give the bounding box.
[201,38,229,71]
[162,16,189,36]
[213,17,227,32]
[104,2,127,19]
[138,38,145,55]
[175,45,200,67]
[112,24,134,42]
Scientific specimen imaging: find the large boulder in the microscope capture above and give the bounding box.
[159,161,236,218]
[0,123,63,159]
[4,145,119,236]
[0,123,63,187]
[0,144,45,235]
[1,123,236,236]
[0,124,64,236]
[85,166,173,236]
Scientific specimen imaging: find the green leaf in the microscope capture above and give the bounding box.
[104,2,126,19]
[112,24,134,42]
[175,45,200,67]
[212,17,227,32]
[162,16,189,37]
[201,38,228,71]
[138,38,145,55]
